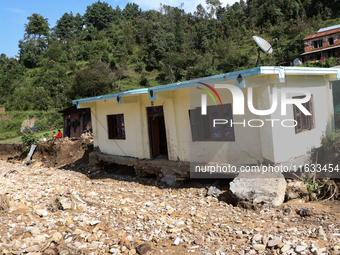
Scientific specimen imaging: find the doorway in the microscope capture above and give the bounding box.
[66,118,71,137]
[147,106,168,159]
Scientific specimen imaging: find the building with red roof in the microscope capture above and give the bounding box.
[302,24,340,61]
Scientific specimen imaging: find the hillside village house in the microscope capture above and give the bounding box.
[58,105,92,138]
[302,24,340,62]
[73,66,340,178]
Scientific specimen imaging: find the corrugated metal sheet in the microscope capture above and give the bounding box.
[318,24,340,33]
[304,28,340,41]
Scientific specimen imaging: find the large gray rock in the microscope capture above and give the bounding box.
[230,171,287,206]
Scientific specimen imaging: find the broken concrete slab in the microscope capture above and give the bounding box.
[160,167,178,187]
[229,171,287,206]
[89,151,190,183]
[89,151,139,166]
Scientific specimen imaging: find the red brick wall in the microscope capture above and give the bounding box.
[63,113,83,138]
[61,108,92,138]
[304,34,340,53]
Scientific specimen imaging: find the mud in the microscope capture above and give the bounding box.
[0,138,92,168]
[0,143,24,160]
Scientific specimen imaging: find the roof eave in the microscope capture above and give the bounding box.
[72,66,340,107]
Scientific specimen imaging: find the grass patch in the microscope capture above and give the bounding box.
[0,111,62,141]
[0,129,58,144]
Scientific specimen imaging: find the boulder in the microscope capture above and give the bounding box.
[286,180,309,201]
[230,171,287,206]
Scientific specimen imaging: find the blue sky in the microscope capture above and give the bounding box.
[0,0,238,58]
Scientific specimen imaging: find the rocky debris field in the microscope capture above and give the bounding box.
[1,160,340,255]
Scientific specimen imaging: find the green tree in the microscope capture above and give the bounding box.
[194,4,208,20]
[24,13,50,40]
[55,12,84,38]
[0,57,23,105]
[101,50,109,63]
[75,13,85,32]
[55,12,73,38]
[206,0,222,18]
[84,1,115,30]
[59,52,68,63]
[122,3,141,20]
[19,39,41,68]
[70,60,113,99]
[174,8,185,51]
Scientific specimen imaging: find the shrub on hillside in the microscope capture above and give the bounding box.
[70,60,113,99]
[321,130,340,147]
[21,126,39,153]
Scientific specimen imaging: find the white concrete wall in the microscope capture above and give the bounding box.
[78,73,335,165]
[269,76,333,163]
[79,85,264,164]
[188,85,263,165]
[255,85,276,163]
[78,93,186,160]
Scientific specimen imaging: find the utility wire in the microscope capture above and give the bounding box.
[90,109,127,156]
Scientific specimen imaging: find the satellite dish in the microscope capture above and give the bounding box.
[253,36,273,54]
[252,36,273,67]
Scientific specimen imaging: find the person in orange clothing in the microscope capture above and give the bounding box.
[55,130,63,139]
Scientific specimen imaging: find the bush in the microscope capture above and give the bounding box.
[47,112,63,129]
[35,118,49,131]
[70,60,113,99]
[101,50,109,63]
[325,57,337,67]
[321,130,340,147]
[139,73,150,87]
[59,53,68,63]
[34,112,62,131]
[43,132,50,139]
[109,59,116,69]
[302,57,338,68]
[69,61,77,71]
[21,126,40,153]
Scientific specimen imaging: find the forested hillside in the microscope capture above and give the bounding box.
[1,0,340,111]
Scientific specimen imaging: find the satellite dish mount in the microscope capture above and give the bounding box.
[253,36,273,67]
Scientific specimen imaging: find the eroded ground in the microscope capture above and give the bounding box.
[1,160,340,255]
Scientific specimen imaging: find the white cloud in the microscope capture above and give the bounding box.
[5,8,28,26]
[6,8,26,14]
[117,0,239,14]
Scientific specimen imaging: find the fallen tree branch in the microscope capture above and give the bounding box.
[320,188,337,203]
[289,172,304,181]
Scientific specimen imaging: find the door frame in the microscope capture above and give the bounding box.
[147,106,168,158]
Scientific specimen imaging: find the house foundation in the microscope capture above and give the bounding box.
[89,151,190,183]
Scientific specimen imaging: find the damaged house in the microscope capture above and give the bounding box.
[73,66,340,181]
[302,24,340,62]
[58,105,92,138]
